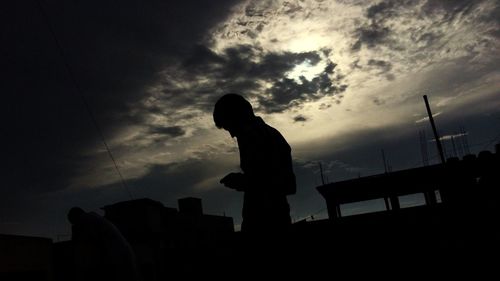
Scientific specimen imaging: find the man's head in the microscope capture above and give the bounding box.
[213,93,255,137]
[67,207,86,225]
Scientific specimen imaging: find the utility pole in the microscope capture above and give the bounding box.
[423,95,446,164]
[381,149,388,173]
[319,162,326,185]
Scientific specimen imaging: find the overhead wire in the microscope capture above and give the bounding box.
[35,0,133,199]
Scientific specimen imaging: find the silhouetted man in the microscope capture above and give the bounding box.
[213,93,296,237]
[68,207,141,281]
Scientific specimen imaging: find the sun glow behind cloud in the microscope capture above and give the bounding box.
[203,0,500,143]
[286,56,327,82]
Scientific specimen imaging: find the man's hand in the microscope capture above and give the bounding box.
[220,172,246,191]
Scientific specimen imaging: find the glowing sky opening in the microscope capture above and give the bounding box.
[286,59,327,82]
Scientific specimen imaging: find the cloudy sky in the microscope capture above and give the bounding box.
[2,0,499,239]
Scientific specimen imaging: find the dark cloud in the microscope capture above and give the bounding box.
[154,44,346,114]
[293,115,308,123]
[421,0,477,19]
[373,97,385,106]
[417,0,500,32]
[482,4,500,38]
[354,0,476,52]
[324,62,337,74]
[386,73,396,81]
[351,0,404,51]
[150,126,186,138]
[245,1,273,17]
[319,103,332,110]
[366,1,396,21]
[351,0,498,53]
[367,59,393,73]
[365,0,420,21]
[352,23,391,51]
[283,1,303,15]
[42,0,239,119]
[419,0,500,44]
[259,72,347,113]
[183,45,227,71]
[415,32,442,48]
[350,59,362,69]
[321,48,332,57]
[1,0,243,221]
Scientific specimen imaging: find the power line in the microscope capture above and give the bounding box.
[35,0,133,199]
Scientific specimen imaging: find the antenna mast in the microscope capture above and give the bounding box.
[423,95,446,164]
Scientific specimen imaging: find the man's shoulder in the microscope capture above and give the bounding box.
[242,118,277,139]
[242,118,290,150]
[254,117,282,134]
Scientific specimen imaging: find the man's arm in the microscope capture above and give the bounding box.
[220,172,247,191]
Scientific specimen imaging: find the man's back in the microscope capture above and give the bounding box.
[237,116,296,195]
[236,117,296,233]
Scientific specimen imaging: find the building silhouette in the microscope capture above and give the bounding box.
[53,197,234,280]
[3,145,499,279]
[0,234,54,281]
[304,144,500,264]
[317,145,499,219]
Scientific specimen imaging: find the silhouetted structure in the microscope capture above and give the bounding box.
[317,164,443,219]
[314,145,500,258]
[0,234,53,281]
[101,197,234,248]
[177,197,203,216]
[424,95,446,164]
[52,197,235,280]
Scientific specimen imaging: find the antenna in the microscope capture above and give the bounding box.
[423,95,446,164]
[460,126,471,154]
[456,129,464,157]
[442,141,448,159]
[381,149,388,173]
[419,130,429,166]
[451,136,458,158]
[319,162,326,185]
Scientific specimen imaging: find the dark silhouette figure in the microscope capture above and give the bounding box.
[213,93,296,237]
[213,93,297,274]
[67,207,141,281]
